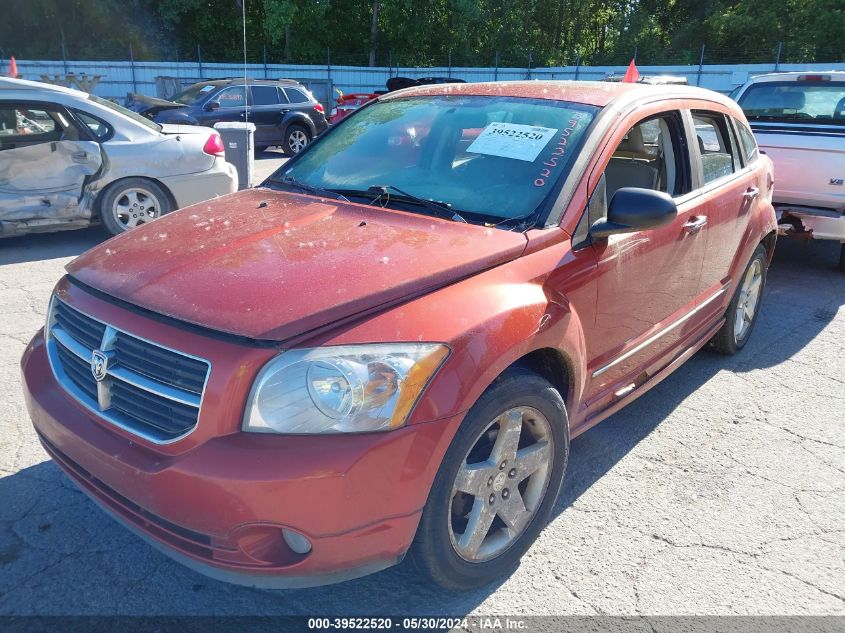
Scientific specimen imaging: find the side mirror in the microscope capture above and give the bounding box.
[204,101,221,112]
[590,188,677,239]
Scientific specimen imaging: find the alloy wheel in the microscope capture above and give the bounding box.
[289,130,309,153]
[734,258,762,342]
[448,406,554,562]
[112,187,161,230]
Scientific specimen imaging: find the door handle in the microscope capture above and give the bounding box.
[683,216,708,234]
[743,186,760,200]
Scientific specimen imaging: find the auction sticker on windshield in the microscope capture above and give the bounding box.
[467,122,557,162]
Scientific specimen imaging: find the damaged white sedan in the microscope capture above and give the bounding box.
[0,78,237,237]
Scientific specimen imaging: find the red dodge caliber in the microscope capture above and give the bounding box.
[21,81,777,590]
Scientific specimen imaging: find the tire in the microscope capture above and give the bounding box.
[283,125,310,155]
[408,368,569,590]
[99,178,172,236]
[838,243,845,273]
[711,244,768,354]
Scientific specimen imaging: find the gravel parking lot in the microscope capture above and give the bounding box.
[0,226,842,616]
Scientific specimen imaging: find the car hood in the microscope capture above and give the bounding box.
[67,189,528,341]
[126,93,186,115]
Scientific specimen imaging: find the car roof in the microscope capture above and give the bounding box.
[744,71,845,83]
[196,78,304,88]
[382,80,738,111]
[0,76,89,98]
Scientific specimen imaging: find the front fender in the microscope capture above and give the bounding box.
[416,285,588,426]
[309,235,591,427]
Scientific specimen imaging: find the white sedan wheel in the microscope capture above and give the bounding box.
[112,187,162,230]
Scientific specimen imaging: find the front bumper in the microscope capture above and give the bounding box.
[21,327,460,587]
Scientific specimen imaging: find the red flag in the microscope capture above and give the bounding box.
[622,58,640,83]
[7,57,18,78]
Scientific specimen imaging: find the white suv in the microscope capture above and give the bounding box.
[733,71,845,270]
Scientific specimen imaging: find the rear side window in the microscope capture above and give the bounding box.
[735,120,759,163]
[73,110,112,141]
[284,88,310,104]
[251,85,280,106]
[692,112,740,184]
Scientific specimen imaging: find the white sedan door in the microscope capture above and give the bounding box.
[0,103,102,230]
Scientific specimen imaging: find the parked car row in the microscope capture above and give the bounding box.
[22,79,779,591]
[126,78,329,155]
[3,70,842,276]
[1,77,237,237]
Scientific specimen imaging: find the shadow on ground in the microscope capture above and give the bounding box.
[0,228,110,266]
[0,238,842,615]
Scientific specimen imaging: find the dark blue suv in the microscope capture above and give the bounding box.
[127,79,328,155]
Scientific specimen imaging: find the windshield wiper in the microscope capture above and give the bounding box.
[365,185,468,223]
[269,175,350,202]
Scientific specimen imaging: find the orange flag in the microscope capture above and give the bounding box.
[622,58,640,83]
[7,56,18,77]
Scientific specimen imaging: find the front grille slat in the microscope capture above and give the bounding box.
[55,341,99,401]
[47,297,210,443]
[113,333,207,394]
[55,302,105,349]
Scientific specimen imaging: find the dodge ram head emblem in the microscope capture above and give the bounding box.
[91,350,109,382]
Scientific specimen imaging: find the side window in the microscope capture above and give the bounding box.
[251,85,280,106]
[736,119,759,163]
[0,105,77,148]
[216,87,246,106]
[73,110,112,141]
[284,88,309,104]
[575,111,690,246]
[604,112,690,200]
[277,87,290,104]
[692,111,739,184]
[0,105,57,137]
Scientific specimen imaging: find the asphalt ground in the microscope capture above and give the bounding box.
[0,222,842,616]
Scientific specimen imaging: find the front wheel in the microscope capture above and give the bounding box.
[99,178,172,235]
[711,244,767,354]
[409,369,569,590]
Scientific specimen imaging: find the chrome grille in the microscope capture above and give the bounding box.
[46,297,211,443]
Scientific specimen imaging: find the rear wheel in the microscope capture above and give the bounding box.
[99,178,172,235]
[409,369,568,590]
[711,244,767,354]
[284,125,310,155]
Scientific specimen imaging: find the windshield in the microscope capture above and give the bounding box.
[87,94,162,133]
[274,95,596,225]
[739,81,845,125]
[172,83,216,105]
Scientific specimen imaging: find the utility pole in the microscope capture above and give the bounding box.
[368,1,380,67]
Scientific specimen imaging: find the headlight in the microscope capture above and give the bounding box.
[243,343,449,434]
